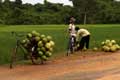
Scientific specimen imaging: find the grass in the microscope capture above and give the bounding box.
[0,24,120,64]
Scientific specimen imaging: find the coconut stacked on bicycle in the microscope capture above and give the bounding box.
[21,30,55,64]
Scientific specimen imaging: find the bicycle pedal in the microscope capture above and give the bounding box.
[67,51,71,54]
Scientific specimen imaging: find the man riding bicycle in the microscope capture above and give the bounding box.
[67,17,76,54]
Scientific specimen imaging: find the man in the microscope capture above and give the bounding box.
[68,17,76,38]
[67,17,76,54]
[75,27,90,51]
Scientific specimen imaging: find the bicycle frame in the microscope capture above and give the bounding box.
[10,32,27,69]
[10,31,41,69]
[67,36,76,56]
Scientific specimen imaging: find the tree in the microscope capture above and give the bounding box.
[15,0,22,5]
[94,0,120,23]
[0,0,2,4]
[109,0,120,23]
[4,0,10,7]
[0,0,3,24]
[44,0,47,4]
[14,0,22,7]
[0,0,120,24]
[34,3,44,12]
[70,0,99,24]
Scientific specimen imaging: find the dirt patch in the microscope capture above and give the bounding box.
[0,50,120,80]
[96,74,120,80]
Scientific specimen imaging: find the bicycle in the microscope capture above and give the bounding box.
[66,36,76,56]
[10,31,37,69]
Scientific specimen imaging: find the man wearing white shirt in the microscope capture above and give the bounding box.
[67,17,76,53]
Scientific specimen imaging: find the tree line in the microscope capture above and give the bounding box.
[0,0,120,25]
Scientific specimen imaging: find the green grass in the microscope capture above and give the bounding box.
[0,24,120,64]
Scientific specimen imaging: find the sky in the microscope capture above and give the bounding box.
[10,0,73,6]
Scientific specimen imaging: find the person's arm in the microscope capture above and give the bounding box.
[76,30,81,42]
[68,24,72,34]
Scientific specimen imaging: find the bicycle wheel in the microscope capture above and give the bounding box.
[10,46,17,69]
[67,36,75,56]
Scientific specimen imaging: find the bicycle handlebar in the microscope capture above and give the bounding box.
[11,31,25,40]
[11,31,24,36]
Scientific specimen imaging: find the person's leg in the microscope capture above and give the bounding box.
[68,36,74,53]
[85,35,90,49]
[78,37,85,50]
[73,36,76,47]
[70,36,76,51]
[67,36,71,52]
[70,36,75,53]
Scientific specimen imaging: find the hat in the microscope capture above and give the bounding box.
[69,17,76,23]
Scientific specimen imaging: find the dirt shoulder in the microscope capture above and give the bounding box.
[0,50,120,80]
